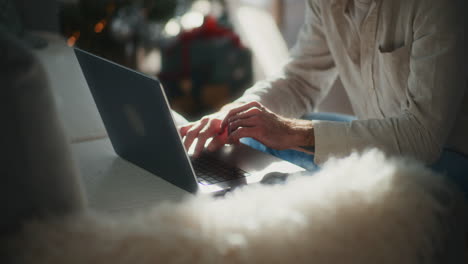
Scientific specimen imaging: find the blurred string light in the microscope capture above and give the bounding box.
[181,11,204,29]
[94,19,107,33]
[67,31,81,47]
[164,18,181,36]
[163,0,211,37]
[66,2,115,47]
[191,0,212,14]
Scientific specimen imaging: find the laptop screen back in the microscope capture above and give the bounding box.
[74,48,199,193]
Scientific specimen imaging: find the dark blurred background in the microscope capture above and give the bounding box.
[1,0,308,120]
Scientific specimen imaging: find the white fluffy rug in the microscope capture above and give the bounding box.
[5,150,467,263]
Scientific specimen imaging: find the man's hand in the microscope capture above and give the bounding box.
[178,102,243,158]
[221,101,315,151]
[179,101,315,157]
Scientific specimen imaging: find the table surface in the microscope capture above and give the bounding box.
[72,138,190,213]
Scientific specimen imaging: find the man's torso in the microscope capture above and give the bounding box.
[315,0,467,155]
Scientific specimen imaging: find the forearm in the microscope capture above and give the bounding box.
[312,114,444,165]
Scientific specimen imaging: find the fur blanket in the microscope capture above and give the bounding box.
[5,150,467,264]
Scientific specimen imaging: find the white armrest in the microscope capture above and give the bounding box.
[32,32,107,143]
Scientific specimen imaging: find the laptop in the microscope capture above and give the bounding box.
[74,48,304,194]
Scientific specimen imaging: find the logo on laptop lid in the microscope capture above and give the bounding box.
[123,104,146,137]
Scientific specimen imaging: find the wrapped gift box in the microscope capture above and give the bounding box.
[159,16,253,119]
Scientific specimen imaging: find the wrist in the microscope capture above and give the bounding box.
[288,119,315,148]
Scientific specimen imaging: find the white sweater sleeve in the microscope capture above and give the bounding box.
[235,0,338,119]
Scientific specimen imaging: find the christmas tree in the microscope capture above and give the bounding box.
[60,0,197,67]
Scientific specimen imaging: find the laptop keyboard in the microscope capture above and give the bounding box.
[191,153,250,185]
